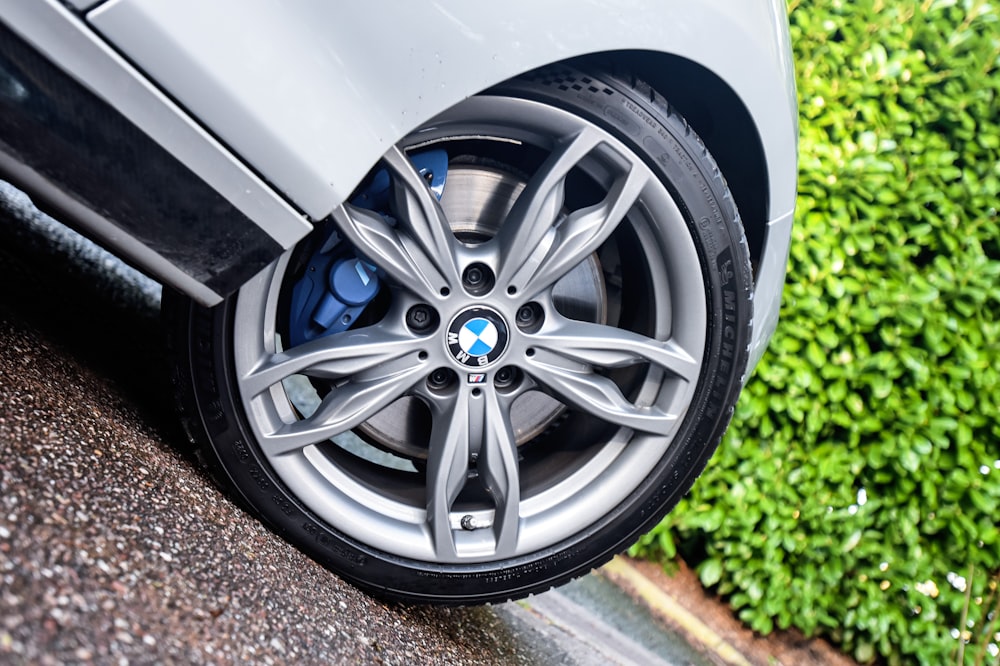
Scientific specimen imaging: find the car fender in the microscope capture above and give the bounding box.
[85,0,797,222]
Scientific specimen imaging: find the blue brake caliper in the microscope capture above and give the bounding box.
[287,149,448,347]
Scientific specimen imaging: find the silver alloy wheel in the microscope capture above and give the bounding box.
[230,96,707,564]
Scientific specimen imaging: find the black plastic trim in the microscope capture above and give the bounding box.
[0,21,281,296]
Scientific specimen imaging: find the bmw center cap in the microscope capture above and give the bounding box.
[447,307,509,371]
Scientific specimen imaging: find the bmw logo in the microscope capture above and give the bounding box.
[447,307,509,368]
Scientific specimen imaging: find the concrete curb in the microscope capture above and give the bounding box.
[600,556,751,666]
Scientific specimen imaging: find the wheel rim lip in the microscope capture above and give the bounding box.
[231,95,708,563]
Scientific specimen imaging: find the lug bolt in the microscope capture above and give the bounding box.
[516,302,543,331]
[494,366,519,389]
[406,304,436,332]
[428,368,453,390]
[462,263,494,296]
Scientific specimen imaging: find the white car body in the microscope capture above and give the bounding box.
[1,0,795,369]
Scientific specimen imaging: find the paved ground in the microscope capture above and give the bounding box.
[0,183,712,665]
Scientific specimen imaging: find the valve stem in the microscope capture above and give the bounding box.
[460,515,489,531]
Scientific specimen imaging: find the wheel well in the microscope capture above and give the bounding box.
[567,51,770,269]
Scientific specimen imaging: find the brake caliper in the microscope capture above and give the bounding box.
[287,149,447,347]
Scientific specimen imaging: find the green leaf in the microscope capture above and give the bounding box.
[698,559,724,588]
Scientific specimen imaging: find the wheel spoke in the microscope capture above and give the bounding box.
[258,358,426,456]
[331,203,440,301]
[494,127,605,289]
[477,387,521,557]
[495,129,650,297]
[524,354,680,436]
[332,191,456,302]
[425,389,472,559]
[425,385,520,559]
[531,318,700,384]
[518,163,649,297]
[241,327,420,398]
[383,147,463,289]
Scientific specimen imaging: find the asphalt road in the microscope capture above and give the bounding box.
[0,182,710,665]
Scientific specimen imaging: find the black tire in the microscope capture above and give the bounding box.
[163,66,752,605]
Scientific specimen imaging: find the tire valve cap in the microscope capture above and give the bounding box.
[460,515,488,531]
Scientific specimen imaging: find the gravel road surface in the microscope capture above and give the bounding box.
[0,314,543,665]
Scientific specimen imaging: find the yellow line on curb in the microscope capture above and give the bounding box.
[600,556,752,666]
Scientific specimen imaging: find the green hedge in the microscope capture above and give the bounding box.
[632,1,1000,663]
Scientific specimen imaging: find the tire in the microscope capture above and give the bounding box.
[163,66,752,605]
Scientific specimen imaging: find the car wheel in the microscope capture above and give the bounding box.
[164,66,752,604]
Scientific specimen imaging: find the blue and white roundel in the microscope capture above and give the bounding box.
[447,307,509,368]
[458,318,498,357]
